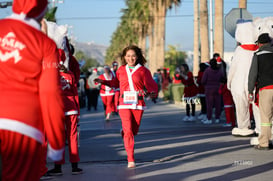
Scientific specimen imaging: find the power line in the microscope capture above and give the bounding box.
[57,11,273,21]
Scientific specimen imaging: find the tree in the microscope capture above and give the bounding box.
[199,0,209,62]
[193,0,200,76]
[75,51,99,73]
[214,0,223,58]
[44,6,58,22]
[164,45,186,76]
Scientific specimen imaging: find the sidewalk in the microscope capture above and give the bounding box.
[45,99,273,181]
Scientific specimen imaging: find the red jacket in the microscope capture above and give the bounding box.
[219,84,234,106]
[0,16,65,160]
[99,73,115,96]
[60,71,79,116]
[103,64,158,110]
[197,71,205,96]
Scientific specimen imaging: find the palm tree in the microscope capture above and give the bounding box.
[148,0,181,74]
[214,0,223,58]
[199,0,209,62]
[193,0,199,76]
[239,0,247,8]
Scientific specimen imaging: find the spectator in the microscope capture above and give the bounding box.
[87,68,100,111]
[197,62,209,120]
[219,77,236,127]
[112,61,120,115]
[201,58,224,124]
[180,63,198,121]
[248,33,273,150]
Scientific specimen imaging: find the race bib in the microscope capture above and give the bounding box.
[123,91,138,104]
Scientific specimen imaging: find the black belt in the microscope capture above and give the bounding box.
[121,94,144,100]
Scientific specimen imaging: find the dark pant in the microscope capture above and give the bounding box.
[200,96,207,114]
[205,88,221,120]
[87,89,99,110]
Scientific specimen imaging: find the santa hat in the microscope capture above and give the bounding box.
[93,68,98,73]
[12,0,48,19]
[216,57,222,64]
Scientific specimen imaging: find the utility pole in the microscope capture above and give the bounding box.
[209,0,213,59]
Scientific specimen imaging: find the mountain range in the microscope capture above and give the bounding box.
[73,41,107,65]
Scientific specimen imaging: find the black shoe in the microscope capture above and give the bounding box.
[47,168,63,176]
[72,167,83,175]
[254,145,271,150]
[40,172,53,180]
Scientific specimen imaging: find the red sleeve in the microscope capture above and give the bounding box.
[39,40,65,160]
[143,68,158,95]
[69,55,80,85]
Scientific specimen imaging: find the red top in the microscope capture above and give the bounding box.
[60,71,79,115]
[0,17,65,160]
[181,72,198,98]
[197,71,205,95]
[103,64,158,110]
[219,84,234,106]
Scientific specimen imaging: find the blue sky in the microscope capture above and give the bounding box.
[1,0,273,52]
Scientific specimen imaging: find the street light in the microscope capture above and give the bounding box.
[0,1,12,8]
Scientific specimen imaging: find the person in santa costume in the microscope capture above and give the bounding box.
[98,65,115,120]
[47,59,83,175]
[0,0,65,180]
[219,77,236,127]
[95,45,158,168]
[227,20,260,136]
[180,63,198,122]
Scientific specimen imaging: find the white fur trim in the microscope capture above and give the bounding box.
[7,13,40,30]
[117,105,146,110]
[100,93,115,96]
[0,118,44,143]
[47,144,65,161]
[65,110,78,116]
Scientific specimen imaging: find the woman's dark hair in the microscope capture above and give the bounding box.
[209,58,218,70]
[120,45,147,66]
[181,63,189,72]
[199,63,209,72]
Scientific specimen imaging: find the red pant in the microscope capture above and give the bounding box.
[113,91,120,112]
[56,114,80,164]
[119,109,143,162]
[101,95,114,115]
[0,130,41,181]
[224,106,236,127]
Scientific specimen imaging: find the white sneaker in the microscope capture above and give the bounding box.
[188,116,195,121]
[202,119,212,124]
[183,116,190,121]
[127,162,136,168]
[215,119,220,123]
[250,137,259,145]
[198,114,206,120]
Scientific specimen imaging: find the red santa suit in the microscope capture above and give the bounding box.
[181,72,198,100]
[99,72,115,117]
[102,64,158,162]
[56,70,80,164]
[0,1,65,181]
[219,83,236,127]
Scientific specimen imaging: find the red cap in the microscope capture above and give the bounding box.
[216,57,222,64]
[12,0,48,19]
[93,68,98,72]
